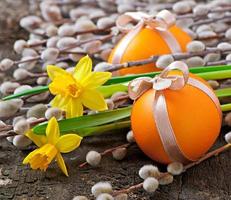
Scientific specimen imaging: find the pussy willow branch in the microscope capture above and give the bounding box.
[113,143,231,196]
[108,47,231,72]
[79,143,131,168]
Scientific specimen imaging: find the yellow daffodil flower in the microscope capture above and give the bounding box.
[47,55,112,118]
[23,117,82,176]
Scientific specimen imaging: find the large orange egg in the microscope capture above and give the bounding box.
[108,25,191,75]
[131,74,221,164]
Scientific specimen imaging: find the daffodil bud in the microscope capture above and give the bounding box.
[91,182,113,197]
[187,41,205,53]
[117,4,134,13]
[224,131,231,144]
[158,173,174,185]
[41,48,59,62]
[14,40,27,54]
[112,147,127,160]
[96,193,114,200]
[20,15,42,30]
[94,62,112,72]
[115,193,128,200]
[13,69,30,81]
[37,77,49,85]
[86,150,101,167]
[46,25,58,37]
[58,24,76,37]
[207,80,219,89]
[126,130,135,143]
[83,40,102,54]
[204,53,221,63]
[196,25,212,34]
[0,58,14,71]
[22,48,38,57]
[97,17,114,29]
[75,19,97,31]
[0,81,20,95]
[41,4,63,22]
[173,2,191,14]
[217,42,231,51]
[57,37,77,49]
[143,177,159,193]
[13,119,30,135]
[14,85,32,95]
[186,56,205,68]
[139,165,160,179]
[106,99,114,110]
[18,56,37,70]
[13,135,32,149]
[224,112,231,126]
[193,5,209,16]
[45,107,63,120]
[225,28,231,40]
[167,162,184,175]
[27,104,47,118]
[72,196,89,200]
[47,36,59,48]
[156,55,174,69]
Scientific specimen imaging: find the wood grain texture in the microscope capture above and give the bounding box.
[0,1,230,199]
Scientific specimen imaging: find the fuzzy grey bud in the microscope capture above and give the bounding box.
[193,5,209,16]
[27,104,47,118]
[225,28,231,40]
[13,135,32,149]
[0,81,20,95]
[41,48,59,62]
[173,2,191,14]
[22,48,38,57]
[13,69,30,81]
[224,112,231,126]
[139,165,160,179]
[156,55,174,69]
[204,53,221,63]
[126,130,135,143]
[37,77,49,85]
[112,147,127,160]
[86,151,101,167]
[96,193,114,200]
[117,4,134,13]
[0,58,14,71]
[91,182,113,197]
[198,31,216,39]
[58,24,76,37]
[97,17,114,29]
[187,41,205,53]
[94,62,112,72]
[41,4,62,22]
[13,119,30,135]
[217,42,231,51]
[186,56,205,68]
[46,25,58,37]
[83,40,102,54]
[115,193,128,200]
[47,36,59,48]
[75,19,96,31]
[14,40,27,54]
[45,107,63,120]
[196,25,212,34]
[57,37,77,49]
[143,177,159,193]
[158,174,174,185]
[167,162,184,175]
[72,196,89,200]
[207,80,219,90]
[20,15,42,30]
[18,56,37,70]
[224,131,231,144]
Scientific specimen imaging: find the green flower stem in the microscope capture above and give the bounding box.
[221,103,231,112]
[215,88,231,98]
[77,120,131,137]
[197,69,231,80]
[98,83,128,98]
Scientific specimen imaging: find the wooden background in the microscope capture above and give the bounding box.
[0,1,230,199]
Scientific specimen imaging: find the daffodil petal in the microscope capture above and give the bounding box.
[25,130,46,147]
[81,89,108,111]
[46,117,60,145]
[82,72,112,89]
[50,95,70,109]
[56,153,68,176]
[47,65,69,81]
[66,99,83,118]
[56,134,82,153]
[23,149,39,164]
[73,55,92,81]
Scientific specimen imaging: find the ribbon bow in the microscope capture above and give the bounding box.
[116,9,176,33]
[128,61,222,164]
[111,10,181,64]
[128,61,189,101]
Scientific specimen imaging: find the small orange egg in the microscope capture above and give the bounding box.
[131,74,221,164]
[108,25,191,76]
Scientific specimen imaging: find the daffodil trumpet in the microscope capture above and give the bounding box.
[23,117,82,176]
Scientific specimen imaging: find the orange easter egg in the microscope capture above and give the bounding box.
[108,25,191,75]
[131,73,221,164]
